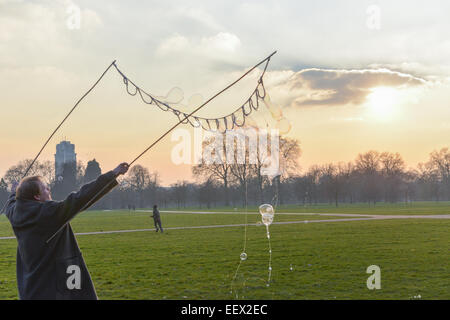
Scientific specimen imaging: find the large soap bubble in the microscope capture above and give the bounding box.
[259,204,274,226]
[259,203,275,286]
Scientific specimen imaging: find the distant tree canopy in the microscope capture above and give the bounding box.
[3,159,54,186]
[51,161,77,200]
[0,178,8,208]
[84,159,102,183]
[2,143,450,208]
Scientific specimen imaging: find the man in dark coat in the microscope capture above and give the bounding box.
[151,204,163,233]
[3,162,129,300]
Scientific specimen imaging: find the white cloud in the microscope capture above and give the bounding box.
[156,32,241,59]
[156,33,190,55]
[201,32,241,53]
[176,6,223,30]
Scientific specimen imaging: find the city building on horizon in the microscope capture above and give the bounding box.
[55,140,76,178]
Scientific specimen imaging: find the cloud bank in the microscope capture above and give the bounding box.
[266,68,428,108]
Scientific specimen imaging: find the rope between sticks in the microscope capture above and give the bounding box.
[44,51,277,242]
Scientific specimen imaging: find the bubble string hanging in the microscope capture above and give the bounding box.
[112,58,271,134]
[259,203,275,286]
[230,163,250,299]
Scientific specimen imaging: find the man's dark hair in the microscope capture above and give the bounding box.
[153,204,157,209]
[16,176,45,201]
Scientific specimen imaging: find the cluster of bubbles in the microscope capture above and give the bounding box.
[259,204,274,228]
[164,87,287,290]
[163,86,291,136]
[159,87,205,112]
[238,204,275,262]
[243,91,291,135]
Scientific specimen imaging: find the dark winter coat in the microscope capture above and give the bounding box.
[4,171,118,300]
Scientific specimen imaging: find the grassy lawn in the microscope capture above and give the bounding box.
[0,207,448,300]
[0,210,339,238]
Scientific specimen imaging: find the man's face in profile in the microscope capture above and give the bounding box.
[35,181,52,202]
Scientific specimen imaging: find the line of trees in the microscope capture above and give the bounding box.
[1,143,449,209]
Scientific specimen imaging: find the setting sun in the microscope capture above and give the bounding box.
[366,87,399,119]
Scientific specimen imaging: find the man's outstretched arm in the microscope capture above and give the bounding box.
[42,163,129,233]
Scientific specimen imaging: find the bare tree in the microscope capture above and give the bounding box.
[355,151,382,205]
[126,164,151,208]
[320,163,339,206]
[429,148,450,198]
[196,178,218,208]
[304,165,321,205]
[379,152,406,202]
[192,136,232,206]
[278,137,302,178]
[416,162,440,201]
[276,137,301,205]
[171,180,189,208]
[3,159,54,187]
[337,161,355,204]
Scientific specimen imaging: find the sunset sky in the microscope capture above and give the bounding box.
[1,0,450,185]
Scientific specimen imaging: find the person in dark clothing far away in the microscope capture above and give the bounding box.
[3,162,129,300]
[151,204,163,233]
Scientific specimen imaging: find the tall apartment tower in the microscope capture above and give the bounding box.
[55,140,77,178]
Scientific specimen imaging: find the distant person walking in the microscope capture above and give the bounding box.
[151,204,163,233]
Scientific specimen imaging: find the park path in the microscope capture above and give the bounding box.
[0,211,448,240]
[157,210,450,220]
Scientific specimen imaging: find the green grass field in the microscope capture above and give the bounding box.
[0,202,449,300]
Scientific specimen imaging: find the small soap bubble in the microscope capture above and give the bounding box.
[240,252,247,261]
[164,87,184,104]
[262,215,274,226]
[270,107,283,120]
[259,203,274,215]
[245,115,260,130]
[263,98,283,120]
[187,93,204,110]
[276,117,292,134]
